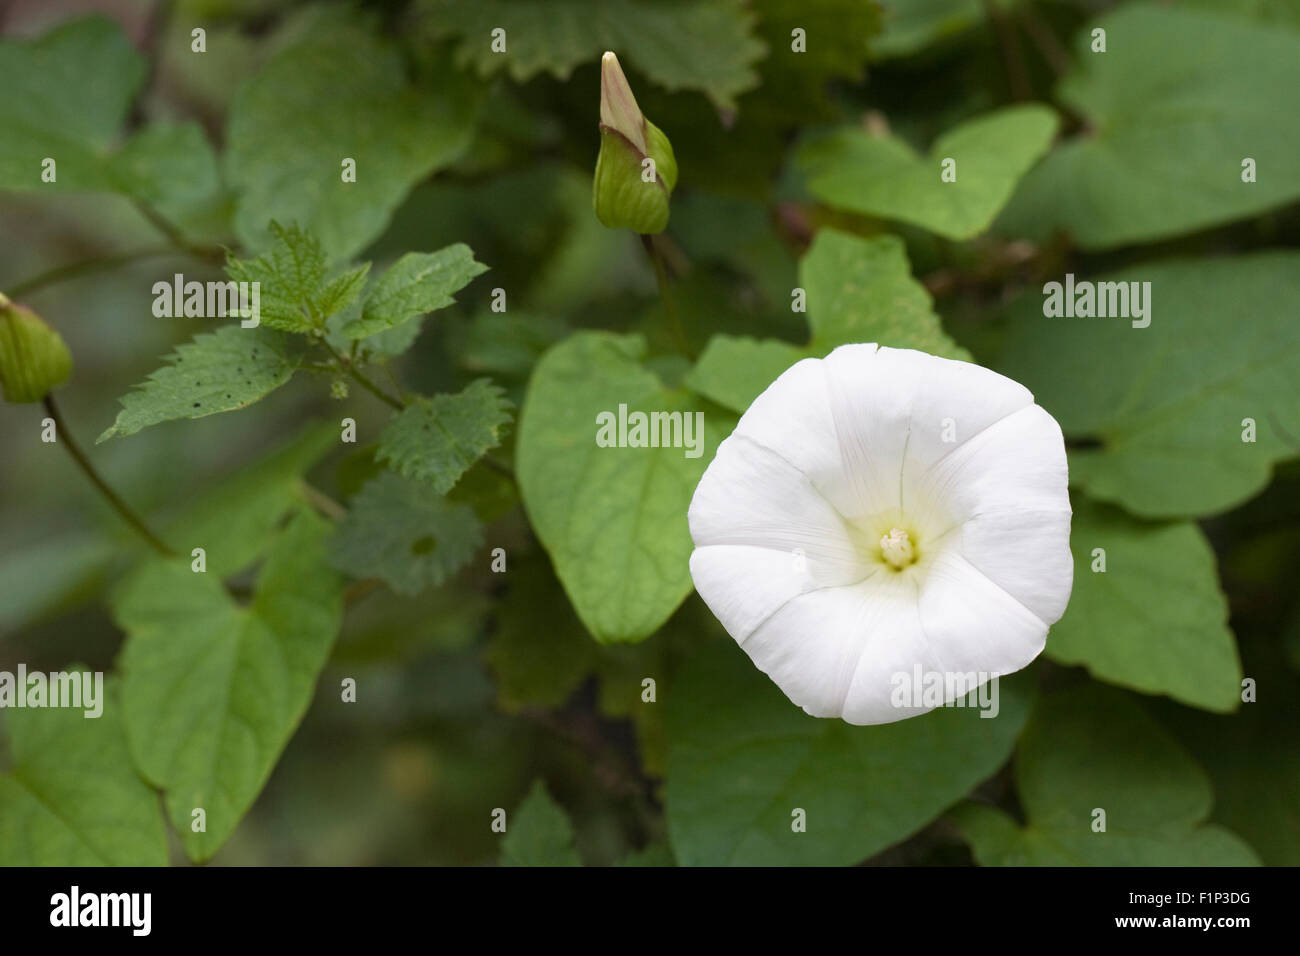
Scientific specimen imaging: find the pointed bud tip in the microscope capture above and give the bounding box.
[599,50,647,155]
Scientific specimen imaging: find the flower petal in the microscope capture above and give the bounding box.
[688,432,867,580]
[917,548,1049,678]
[911,402,1070,535]
[955,510,1074,625]
[738,573,938,724]
[727,354,863,518]
[818,345,1036,521]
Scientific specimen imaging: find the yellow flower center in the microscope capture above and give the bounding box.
[880,527,916,569]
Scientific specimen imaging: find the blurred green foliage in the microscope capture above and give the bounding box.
[0,0,1296,866]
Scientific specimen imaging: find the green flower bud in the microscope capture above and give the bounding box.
[0,293,73,403]
[593,51,678,235]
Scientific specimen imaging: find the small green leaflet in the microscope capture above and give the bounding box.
[343,245,488,340]
[225,18,479,261]
[995,3,1300,249]
[1049,495,1241,713]
[686,229,968,414]
[665,642,1032,865]
[114,508,344,862]
[97,326,302,442]
[0,677,168,866]
[797,105,1058,240]
[517,332,731,643]
[500,780,582,866]
[330,471,484,596]
[999,252,1300,518]
[225,222,370,333]
[377,380,513,495]
[417,0,766,112]
[950,684,1260,866]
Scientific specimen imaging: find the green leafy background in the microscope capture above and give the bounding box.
[0,0,1295,867]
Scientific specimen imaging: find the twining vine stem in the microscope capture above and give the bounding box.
[640,233,694,359]
[42,393,177,558]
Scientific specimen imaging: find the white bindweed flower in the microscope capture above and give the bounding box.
[688,344,1073,725]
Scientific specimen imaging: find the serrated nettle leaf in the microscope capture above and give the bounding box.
[995,4,1300,249]
[343,245,488,340]
[377,380,513,495]
[225,222,368,333]
[797,105,1058,240]
[665,642,1032,866]
[0,677,168,866]
[97,326,302,442]
[1049,495,1241,713]
[501,780,582,867]
[330,470,483,596]
[225,19,479,261]
[518,332,732,643]
[951,683,1259,866]
[685,230,967,413]
[114,508,344,862]
[1000,252,1300,518]
[417,0,765,112]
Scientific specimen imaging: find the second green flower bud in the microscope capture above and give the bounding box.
[593,51,678,235]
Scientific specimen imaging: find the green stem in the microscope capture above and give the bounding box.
[298,481,347,521]
[130,199,226,263]
[6,245,187,299]
[43,394,176,557]
[319,338,406,411]
[640,233,693,358]
[482,455,517,484]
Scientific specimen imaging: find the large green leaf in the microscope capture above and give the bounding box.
[500,780,581,866]
[225,18,478,261]
[0,16,142,189]
[97,326,302,442]
[1162,652,1300,865]
[418,0,766,111]
[162,422,338,577]
[0,678,168,866]
[996,3,1300,249]
[1000,252,1300,518]
[0,17,219,215]
[114,509,344,862]
[686,229,967,414]
[517,332,730,643]
[951,684,1260,865]
[1049,496,1240,712]
[665,641,1032,866]
[797,105,1058,240]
